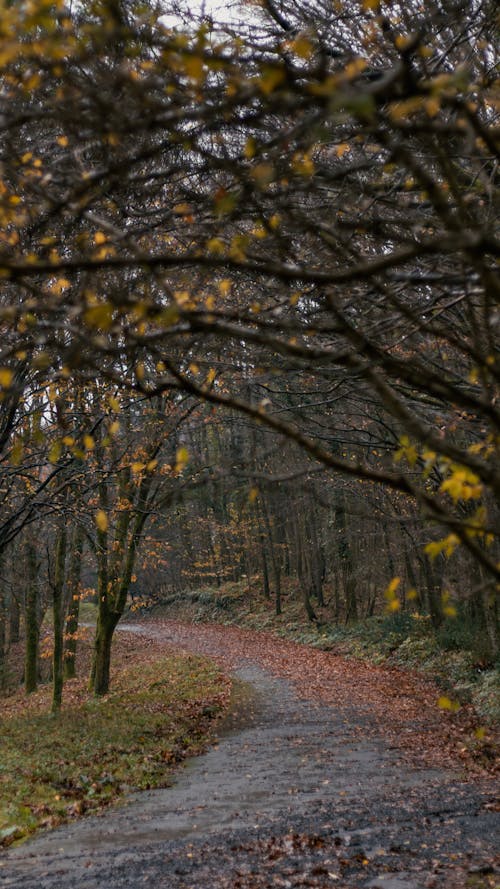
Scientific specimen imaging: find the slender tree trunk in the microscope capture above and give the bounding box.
[294,514,318,623]
[64,524,85,679]
[335,495,358,623]
[24,540,39,694]
[260,534,270,600]
[9,594,20,645]
[52,524,67,713]
[423,557,443,628]
[482,586,499,660]
[260,497,281,615]
[307,497,325,606]
[0,552,6,688]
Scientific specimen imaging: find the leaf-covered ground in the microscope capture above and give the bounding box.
[0,619,498,889]
[0,630,230,845]
[135,618,498,779]
[151,584,500,725]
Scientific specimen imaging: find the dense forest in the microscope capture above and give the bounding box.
[0,0,498,706]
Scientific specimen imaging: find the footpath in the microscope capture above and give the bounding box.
[0,620,497,889]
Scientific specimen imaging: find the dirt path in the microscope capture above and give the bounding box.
[0,620,497,888]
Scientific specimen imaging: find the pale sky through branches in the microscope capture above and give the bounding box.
[160,0,247,30]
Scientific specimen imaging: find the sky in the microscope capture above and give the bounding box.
[159,0,247,30]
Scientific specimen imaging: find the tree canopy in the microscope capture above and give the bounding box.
[0,0,498,691]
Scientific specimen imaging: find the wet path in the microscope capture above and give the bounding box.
[0,623,497,888]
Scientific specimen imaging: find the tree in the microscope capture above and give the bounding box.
[0,0,498,672]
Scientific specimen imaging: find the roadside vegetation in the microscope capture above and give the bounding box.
[143,581,500,727]
[0,629,230,847]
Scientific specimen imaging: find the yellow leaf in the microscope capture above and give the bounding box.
[289,35,313,59]
[250,162,275,187]
[207,238,225,255]
[437,696,460,712]
[108,420,120,436]
[248,486,259,504]
[384,576,401,612]
[425,97,440,117]
[84,304,114,330]
[395,34,413,51]
[0,368,14,388]
[214,189,237,215]
[10,439,24,465]
[131,462,146,473]
[83,434,95,450]
[184,53,204,82]
[173,202,192,215]
[57,135,69,147]
[258,65,285,96]
[175,446,189,472]
[244,136,257,159]
[95,510,108,532]
[107,395,121,412]
[48,440,62,464]
[336,143,351,158]
[206,367,216,385]
[425,534,459,560]
[292,153,314,177]
[94,231,107,245]
[386,599,401,612]
[49,277,71,295]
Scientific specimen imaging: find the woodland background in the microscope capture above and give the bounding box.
[0,0,498,709]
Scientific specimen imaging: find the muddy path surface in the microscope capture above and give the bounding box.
[0,620,497,888]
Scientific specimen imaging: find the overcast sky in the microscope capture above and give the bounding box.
[160,0,247,30]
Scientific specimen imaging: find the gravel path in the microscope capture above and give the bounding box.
[0,622,497,888]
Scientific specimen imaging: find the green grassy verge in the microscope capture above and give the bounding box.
[0,653,230,847]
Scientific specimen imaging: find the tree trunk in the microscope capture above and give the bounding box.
[423,557,443,628]
[64,524,85,679]
[260,534,270,600]
[9,594,20,645]
[91,610,119,696]
[260,497,281,616]
[52,524,67,713]
[0,553,6,688]
[335,495,358,623]
[24,540,39,694]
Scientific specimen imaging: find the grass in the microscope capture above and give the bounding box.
[0,648,230,846]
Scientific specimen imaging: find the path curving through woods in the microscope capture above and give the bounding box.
[0,620,497,889]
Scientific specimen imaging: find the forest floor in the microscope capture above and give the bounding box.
[0,618,498,889]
